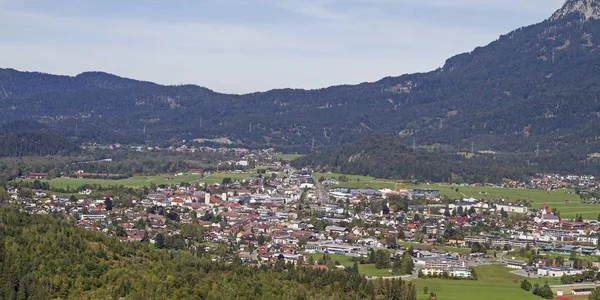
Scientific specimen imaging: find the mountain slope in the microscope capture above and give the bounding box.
[2,0,600,153]
[291,134,529,183]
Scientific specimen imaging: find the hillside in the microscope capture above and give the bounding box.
[2,1,600,154]
[0,121,80,157]
[291,135,530,183]
[0,207,416,299]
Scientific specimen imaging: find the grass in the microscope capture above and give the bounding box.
[405,183,589,220]
[15,172,260,190]
[412,265,544,300]
[275,154,304,160]
[304,253,393,277]
[315,173,396,190]
[402,242,473,255]
[317,172,592,220]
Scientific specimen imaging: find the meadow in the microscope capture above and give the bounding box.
[316,171,593,220]
[16,172,259,189]
[275,154,304,160]
[412,265,546,300]
[304,253,393,277]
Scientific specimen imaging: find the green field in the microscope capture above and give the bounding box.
[15,172,259,189]
[304,253,393,277]
[407,183,591,220]
[402,242,473,255]
[315,173,396,190]
[317,172,591,219]
[412,265,544,300]
[275,154,304,160]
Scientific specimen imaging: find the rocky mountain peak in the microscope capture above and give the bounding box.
[551,0,600,21]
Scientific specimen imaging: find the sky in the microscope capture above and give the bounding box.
[0,0,565,94]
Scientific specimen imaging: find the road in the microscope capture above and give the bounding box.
[313,176,330,204]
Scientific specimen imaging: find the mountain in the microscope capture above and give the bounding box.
[2,0,600,154]
[0,68,156,99]
[291,134,530,183]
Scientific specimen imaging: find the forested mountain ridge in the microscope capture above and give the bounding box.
[291,135,530,183]
[0,68,157,98]
[3,1,600,153]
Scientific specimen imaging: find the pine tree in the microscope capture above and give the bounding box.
[392,255,402,275]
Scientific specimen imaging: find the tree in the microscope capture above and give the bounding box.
[444,208,450,217]
[382,205,390,215]
[570,250,577,260]
[141,231,149,242]
[155,233,165,249]
[104,197,113,211]
[500,208,508,218]
[520,279,532,291]
[471,242,485,253]
[392,254,402,275]
[400,251,414,275]
[555,256,564,266]
[386,235,397,246]
[589,287,600,300]
[397,230,405,240]
[0,187,10,203]
[69,195,78,203]
[423,287,429,294]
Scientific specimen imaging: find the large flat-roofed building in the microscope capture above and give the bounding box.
[416,256,465,271]
[409,189,440,200]
[537,267,583,277]
[304,242,362,255]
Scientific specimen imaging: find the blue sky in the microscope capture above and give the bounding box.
[0,0,565,94]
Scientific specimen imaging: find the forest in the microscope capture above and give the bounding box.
[292,134,600,182]
[2,11,600,154]
[0,206,417,299]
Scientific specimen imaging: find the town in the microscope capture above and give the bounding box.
[7,148,600,298]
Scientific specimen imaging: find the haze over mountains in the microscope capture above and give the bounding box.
[1,0,600,154]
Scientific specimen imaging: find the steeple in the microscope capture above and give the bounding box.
[542,200,547,215]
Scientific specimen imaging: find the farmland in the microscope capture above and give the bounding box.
[412,265,543,300]
[14,172,259,189]
[316,172,591,220]
[275,154,304,160]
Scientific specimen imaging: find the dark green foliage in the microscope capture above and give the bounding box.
[0,130,79,157]
[521,279,532,291]
[532,283,554,299]
[104,197,112,211]
[0,207,417,299]
[292,134,529,183]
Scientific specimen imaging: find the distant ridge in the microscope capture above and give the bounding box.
[1,1,600,157]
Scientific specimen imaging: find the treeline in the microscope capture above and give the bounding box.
[0,131,80,157]
[0,207,417,299]
[0,148,234,184]
[292,134,531,183]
